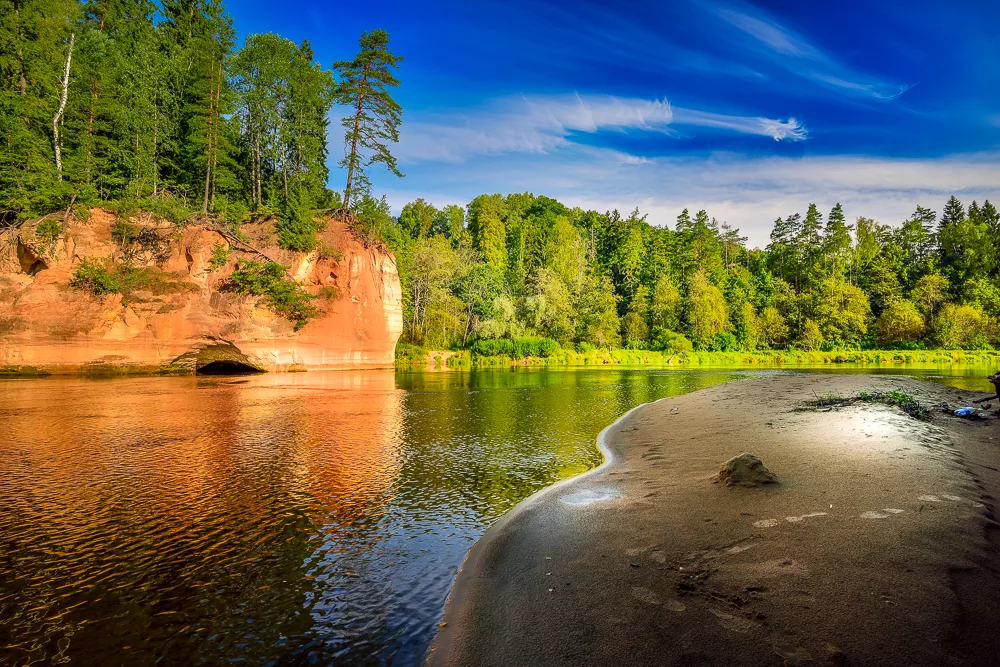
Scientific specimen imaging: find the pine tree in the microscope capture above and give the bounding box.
[940,195,964,230]
[823,203,852,279]
[334,29,402,210]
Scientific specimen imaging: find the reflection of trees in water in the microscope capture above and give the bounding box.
[9,368,974,665]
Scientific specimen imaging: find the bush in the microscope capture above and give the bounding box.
[35,218,64,244]
[650,330,693,354]
[228,260,318,329]
[70,259,122,296]
[209,242,230,270]
[470,337,560,358]
[276,188,318,252]
[145,195,194,225]
[708,331,739,352]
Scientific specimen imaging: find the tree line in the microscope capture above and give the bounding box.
[1,0,403,253]
[387,194,1000,353]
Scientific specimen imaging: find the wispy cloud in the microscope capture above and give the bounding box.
[716,4,913,100]
[396,94,805,163]
[672,108,806,141]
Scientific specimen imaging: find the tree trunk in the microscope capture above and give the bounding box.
[343,70,369,209]
[52,33,75,182]
[253,133,262,208]
[210,61,223,212]
[202,53,217,214]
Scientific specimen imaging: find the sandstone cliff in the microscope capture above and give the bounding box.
[0,209,403,374]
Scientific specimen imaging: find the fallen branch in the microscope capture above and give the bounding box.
[974,372,1000,404]
[204,220,294,279]
[63,194,76,224]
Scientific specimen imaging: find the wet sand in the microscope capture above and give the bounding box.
[428,374,1000,666]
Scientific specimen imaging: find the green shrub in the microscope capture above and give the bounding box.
[228,260,318,329]
[316,241,343,262]
[470,337,560,358]
[209,242,230,270]
[35,218,64,244]
[318,285,340,300]
[277,188,319,252]
[111,219,140,247]
[395,343,428,363]
[708,331,739,352]
[651,331,693,354]
[145,195,194,225]
[71,259,122,296]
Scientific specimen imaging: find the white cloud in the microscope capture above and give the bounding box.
[716,5,912,100]
[396,94,805,163]
[672,108,806,141]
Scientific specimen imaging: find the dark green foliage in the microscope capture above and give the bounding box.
[35,218,64,243]
[70,258,194,301]
[70,259,121,295]
[276,186,318,251]
[0,1,345,227]
[209,242,230,270]
[335,29,403,209]
[470,337,560,359]
[228,260,317,329]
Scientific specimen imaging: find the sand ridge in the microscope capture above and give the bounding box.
[428,374,1000,667]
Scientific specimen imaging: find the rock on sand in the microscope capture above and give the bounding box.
[717,452,777,487]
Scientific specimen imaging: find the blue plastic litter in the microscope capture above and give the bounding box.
[954,407,975,416]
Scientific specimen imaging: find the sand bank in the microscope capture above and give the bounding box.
[429,374,1000,666]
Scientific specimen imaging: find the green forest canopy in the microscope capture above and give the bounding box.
[2,1,998,353]
[1,0,402,236]
[389,194,1000,353]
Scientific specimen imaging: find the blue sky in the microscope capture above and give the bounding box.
[228,0,1000,246]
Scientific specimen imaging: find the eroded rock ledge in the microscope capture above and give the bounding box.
[0,209,403,374]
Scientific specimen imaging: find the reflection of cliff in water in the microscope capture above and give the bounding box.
[0,371,405,665]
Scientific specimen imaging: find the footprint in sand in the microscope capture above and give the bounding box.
[709,608,759,633]
[664,599,686,612]
[860,508,905,519]
[919,493,985,508]
[754,512,826,528]
[631,586,661,605]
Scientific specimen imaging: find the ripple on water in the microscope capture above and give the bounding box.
[0,367,981,665]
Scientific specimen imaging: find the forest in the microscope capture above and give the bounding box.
[3,1,999,356]
[388,194,1000,354]
[1,0,398,239]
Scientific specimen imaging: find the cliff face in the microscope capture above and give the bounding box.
[0,209,403,374]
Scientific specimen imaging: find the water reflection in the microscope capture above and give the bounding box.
[0,366,988,665]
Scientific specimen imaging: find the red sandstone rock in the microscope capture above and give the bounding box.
[0,209,403,373]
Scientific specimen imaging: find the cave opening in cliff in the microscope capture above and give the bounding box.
[191,343,266,375]
[196,360,265,375]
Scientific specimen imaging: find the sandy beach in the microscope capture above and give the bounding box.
[429,374,1000,666]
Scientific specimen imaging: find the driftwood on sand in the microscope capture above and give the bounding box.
[972,371,1000,404]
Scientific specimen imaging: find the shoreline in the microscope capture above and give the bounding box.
[427,374,1000,666]
[427,395,667,663]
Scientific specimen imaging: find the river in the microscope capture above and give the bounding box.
[0,366,990,665]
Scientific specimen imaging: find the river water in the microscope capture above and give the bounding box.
[0,366,990,665]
